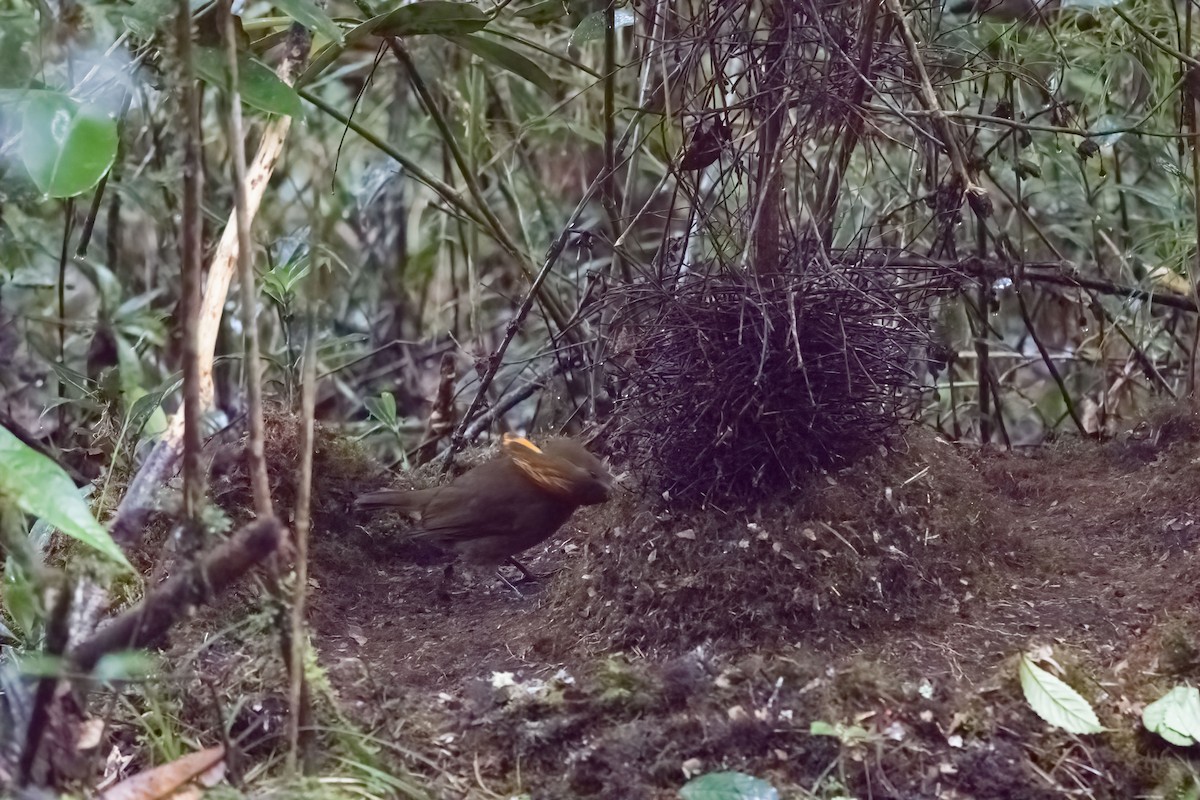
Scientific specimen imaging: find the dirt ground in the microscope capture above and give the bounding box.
[160,407,1200,799]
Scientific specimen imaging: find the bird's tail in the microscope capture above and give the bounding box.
[354,488,427,512]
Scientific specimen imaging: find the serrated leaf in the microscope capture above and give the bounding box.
[569,7,635,48]
[1019,655,1104,734]
[1143,686,1200,746]
[679,771,779,800]
[274,0,343,43]
[21,92,118,198]
[0,426,131,570]
[445,34,556,95]
[193,46,303,117]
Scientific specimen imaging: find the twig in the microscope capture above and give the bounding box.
[419,352,457,464]
[109,24,310,546]
[179,0,205,526]
[223,0,273,519]
[287,312,317,774]
[70,518,284,672]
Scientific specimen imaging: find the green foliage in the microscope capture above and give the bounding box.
[19,91,118,198]
[569,7,635,47]
[1018,654,1104,735]
[193,47,304,117]
[1143,686,1200,747]
[273,0,343,45]
[679,772,779,800]
[445,34,556,95]
[0,426,130,570]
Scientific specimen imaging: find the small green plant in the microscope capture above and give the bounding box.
[1143,685,1200,747]
[679,771,778,800]
[1018,651,1104,735]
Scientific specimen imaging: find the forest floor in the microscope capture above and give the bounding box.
[174,406,1200,799]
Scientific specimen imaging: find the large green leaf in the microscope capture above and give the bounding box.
[569,7,635,48]
[0,426,131,570]
[273,0,344,44]
[445,34,556,95]
[20,91,118,198]
[300,1,490,86]
[372,0,489,36]
[193,46,303,118]
[1143,686,1200,747]
[1019,655,1104,735]
[679,772,779,800]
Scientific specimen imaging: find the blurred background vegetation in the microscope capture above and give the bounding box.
[4,0,1200,793]
[2,0,1197,473]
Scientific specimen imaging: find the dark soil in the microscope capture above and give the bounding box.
[176,407,1200,799]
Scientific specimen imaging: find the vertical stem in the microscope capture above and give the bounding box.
[222,0,273,518]
[287,307,317,774]
[177,0,205,521]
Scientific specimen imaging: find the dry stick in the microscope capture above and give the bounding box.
[287,312,317,775]
[1188,79,1200,396]
[462,365,565,443]
[817,0,882,244]
[179,0,205,523]
[109,26,309,546]
[882,0,985,214]
[1014,285,1086,435]
[70,519,284,673]
[55,197,75,435]
[749,10,787,275]
[418,352,457,465]
[17,575,71,786]
[223,0,273,519]
[376,33,572,335]
[448,170,609,459]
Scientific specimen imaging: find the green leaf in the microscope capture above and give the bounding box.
[365,391,398,428]
[2,557,38,638]
[193,46,303,118]
[808,719,871,745]
[514,0,568,23]
[679,771,779,800]
[569,7,635,48]
[372,0,489,36]
[809,720,839,737]
[1143,686,1200,747]
[92,650,158,682]
[273,0,344,44]
[1018,655,1104,734]
[299,1,489,86]
[0,426,132,570]
[20,92,118,198]
[445,34,556,95]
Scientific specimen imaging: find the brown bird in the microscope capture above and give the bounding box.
[354,434,613,582]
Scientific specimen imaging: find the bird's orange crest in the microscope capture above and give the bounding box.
[501,433,543,455]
